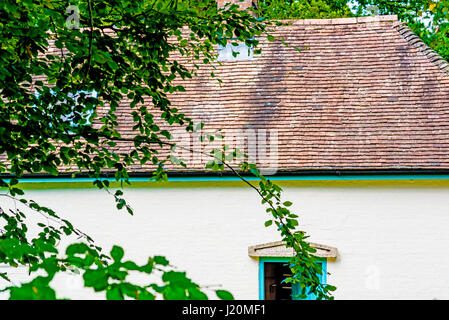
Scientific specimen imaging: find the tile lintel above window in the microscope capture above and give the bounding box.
[248,241,338,259]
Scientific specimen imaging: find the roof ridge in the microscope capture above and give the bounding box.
[394,21,449,75]
[283,15,398,25]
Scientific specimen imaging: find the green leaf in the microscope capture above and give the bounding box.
[106,286,124,300]
[188,288,208,300]
[154,256,169,266]
[215,290,234,300]
[83,269,109,291]
[0,272,10,282]
[111,246,124,262]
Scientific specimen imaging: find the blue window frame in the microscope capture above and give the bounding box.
[258,257,327,300]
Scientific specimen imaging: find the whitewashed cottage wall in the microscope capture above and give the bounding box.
[1,178,448,300]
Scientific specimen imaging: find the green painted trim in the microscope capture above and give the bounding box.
[6,174,449,184]
[3,175,449,190]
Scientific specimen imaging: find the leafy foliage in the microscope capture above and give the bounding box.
[0,0,335,300]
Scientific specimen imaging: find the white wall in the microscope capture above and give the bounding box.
[1,180,449,300]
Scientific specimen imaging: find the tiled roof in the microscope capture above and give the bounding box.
[5,15,449,176]
[106,15,449,174]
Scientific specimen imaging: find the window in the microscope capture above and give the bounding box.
[217,41,254,61]
[249,241,336,300]
[34,90,97,128]
[61,90,98,127]
[259,257,327,300]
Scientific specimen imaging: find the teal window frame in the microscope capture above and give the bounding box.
[258,257,327,300]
